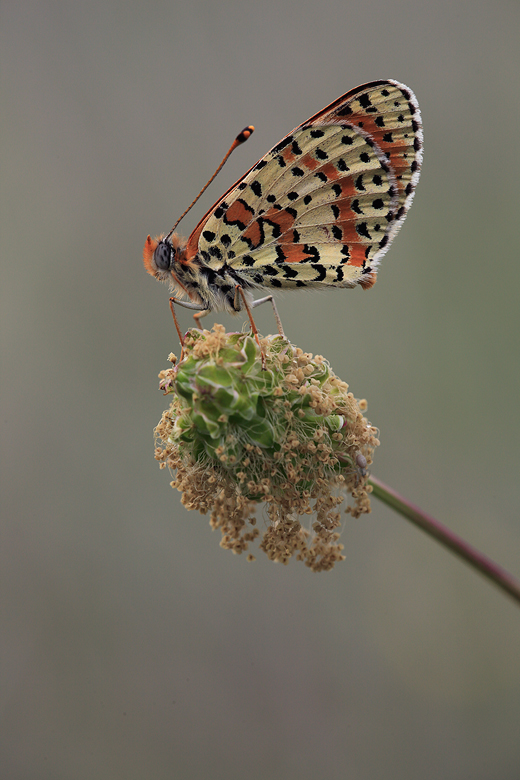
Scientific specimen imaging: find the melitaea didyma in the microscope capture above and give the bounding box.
[144,80,423,333]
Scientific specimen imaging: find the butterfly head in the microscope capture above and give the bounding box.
[143,232,201,305]
[143,234,188,281]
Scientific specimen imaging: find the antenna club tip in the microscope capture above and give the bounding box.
[168,125,256,232]
[235,125,254,144]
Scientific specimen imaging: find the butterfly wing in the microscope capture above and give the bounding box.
[186,80,423,291]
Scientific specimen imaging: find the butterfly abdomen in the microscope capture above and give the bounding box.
[193,258,257,313]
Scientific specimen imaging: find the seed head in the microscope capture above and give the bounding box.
[154,325,379,571]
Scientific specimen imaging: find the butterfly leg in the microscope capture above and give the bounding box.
[192,308,210,329]
[169,296,209,362]
[251,295,285,338]
[234,286,267,369]
[169,297,186,346]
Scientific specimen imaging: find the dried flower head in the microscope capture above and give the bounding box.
[154,325,379,571]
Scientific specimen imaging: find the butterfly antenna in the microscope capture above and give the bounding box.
[164,125,255,241]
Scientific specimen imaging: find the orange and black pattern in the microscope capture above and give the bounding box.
[144,80,422,313]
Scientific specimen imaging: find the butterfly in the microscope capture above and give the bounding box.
[143,79,423,338]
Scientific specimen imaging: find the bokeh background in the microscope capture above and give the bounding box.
[2,1,520,778]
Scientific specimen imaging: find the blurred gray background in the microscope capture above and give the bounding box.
[2,1,520,778]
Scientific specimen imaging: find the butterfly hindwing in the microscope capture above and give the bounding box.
[187,80,422,292]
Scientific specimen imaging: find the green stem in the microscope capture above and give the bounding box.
[368,475,520,607]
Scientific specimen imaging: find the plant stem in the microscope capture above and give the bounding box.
[368,475,520,607]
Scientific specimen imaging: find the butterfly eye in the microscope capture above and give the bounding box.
[154,241,174,271]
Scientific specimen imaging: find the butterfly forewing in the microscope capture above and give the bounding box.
[187,80,422,293]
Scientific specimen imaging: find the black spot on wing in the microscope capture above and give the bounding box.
[275,244,286,261]
[208,245,222,260]
[281,264,299,279]
[303,244,320,260]
[310,264,327,281]
[356,222,371,239]
[253,159,267,171]
[272,135,293,154]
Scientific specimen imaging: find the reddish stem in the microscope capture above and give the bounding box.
[368,475,520,607]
